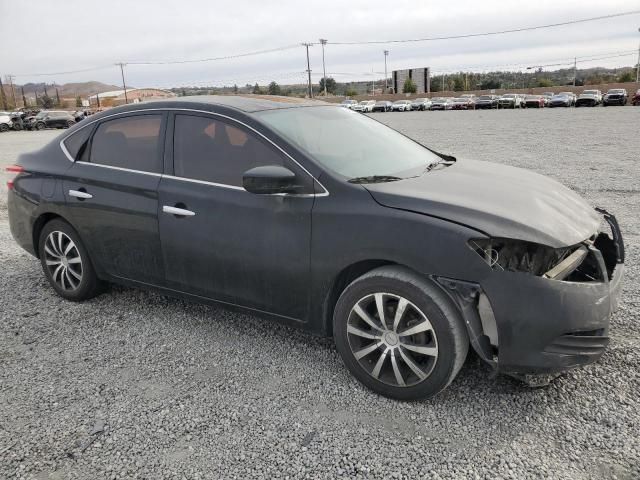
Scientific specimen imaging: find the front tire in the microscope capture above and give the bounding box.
[38,219,103,301]
[333,266,469,401]
[36,122,46,130]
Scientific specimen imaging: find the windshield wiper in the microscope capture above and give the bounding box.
[348,175,403,184]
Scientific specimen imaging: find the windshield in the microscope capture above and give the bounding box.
[393,100,408,104]
[454,98,467,102]
[607,90,624,94]
[35,112,48,119]
[583,90,598,95]
[502,94,516,98]
[478,96,492,100]
[255,106,440,180]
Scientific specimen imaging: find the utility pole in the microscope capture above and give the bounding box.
[319,39,328,97]
[7,75,17,108]
[55,88,61,106]
[636,28,640,83]
[96,92,101,108]
[442,73,445,92]
[371,69,375,95]
[116,62,129,104]
[384,50,389,93]
[573,57,577,86]
[302,43,313,98]
[21,86,27,107]
[0,77,7,110]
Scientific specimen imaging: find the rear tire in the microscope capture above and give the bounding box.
[38,219,103,301]
[333,266,469,401]
[0,124,8,132]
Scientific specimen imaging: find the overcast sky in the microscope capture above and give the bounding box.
[2,0,639,88]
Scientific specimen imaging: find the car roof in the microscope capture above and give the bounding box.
[107,95,331,114]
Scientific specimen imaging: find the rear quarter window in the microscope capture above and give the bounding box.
[62,126,93,161]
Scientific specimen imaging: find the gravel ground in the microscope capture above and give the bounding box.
[1,108,639,479]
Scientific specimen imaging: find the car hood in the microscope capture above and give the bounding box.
[364,159,601,248]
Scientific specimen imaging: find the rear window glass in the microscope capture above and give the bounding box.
[89,115,162,173]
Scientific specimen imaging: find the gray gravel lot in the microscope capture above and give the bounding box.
[1,108,639,479]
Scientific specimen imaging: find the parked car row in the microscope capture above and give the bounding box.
[339,88,640,113]
[0,109,97,133]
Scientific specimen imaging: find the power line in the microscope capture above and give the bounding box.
[125,44,301,65]
[325,10,640,45]
[13,65,113,77]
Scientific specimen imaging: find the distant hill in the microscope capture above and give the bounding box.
[17,81,120,98]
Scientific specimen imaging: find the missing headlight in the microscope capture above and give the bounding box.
[468,238,587,278]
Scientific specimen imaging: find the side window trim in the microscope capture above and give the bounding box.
[58,108,328,196]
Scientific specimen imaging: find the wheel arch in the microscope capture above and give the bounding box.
[322,261,455,338]
[32,212,69,258]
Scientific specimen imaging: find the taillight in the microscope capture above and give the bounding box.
[6,165,24,190]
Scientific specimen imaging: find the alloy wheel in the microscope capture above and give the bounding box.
[43,231,83,291]
[347,292,438,387]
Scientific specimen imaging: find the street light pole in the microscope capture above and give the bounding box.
[573,57,577,86]
[319,39,328,97]
[383,50,389,93]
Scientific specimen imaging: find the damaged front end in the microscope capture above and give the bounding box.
[436,209,625,387]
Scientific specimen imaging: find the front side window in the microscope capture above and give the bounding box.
[89,115,162,173]
[256,106,440,180]
[173,114,289,187]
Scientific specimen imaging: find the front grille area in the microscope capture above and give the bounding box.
[545,330,609,356]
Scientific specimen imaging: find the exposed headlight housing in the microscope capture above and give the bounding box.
[467,238,599,281]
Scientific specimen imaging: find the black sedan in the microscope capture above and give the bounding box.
[30,110,76,130]
[7,96,624,400]
[475,95,499,109]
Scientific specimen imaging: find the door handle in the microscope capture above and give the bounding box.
[163,205,196,217]
[69,189,93,200]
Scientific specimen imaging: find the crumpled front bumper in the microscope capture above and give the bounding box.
[490,210,624,374]
[438,210,624,377]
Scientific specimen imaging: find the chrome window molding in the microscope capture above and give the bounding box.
[75,161,163,177]
[59,107,329,197]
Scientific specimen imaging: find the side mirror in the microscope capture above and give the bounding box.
[243,165,297,195]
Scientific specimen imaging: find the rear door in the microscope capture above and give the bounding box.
[62,112,167,284]
[157,112,316,319]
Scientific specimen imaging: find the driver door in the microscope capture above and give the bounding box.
[158,112,317,320]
